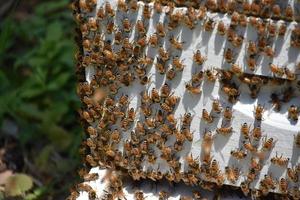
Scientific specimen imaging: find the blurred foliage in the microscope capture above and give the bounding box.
[0,0,83,199]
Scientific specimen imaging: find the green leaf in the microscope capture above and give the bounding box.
[35,1,69,16]
[47,73,71,91]
[46,22,63,42]
[34,145,53,172]
[5,174,33,197]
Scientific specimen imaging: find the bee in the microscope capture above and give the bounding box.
[217,21,227,36]
[155,60,166,74]
[264,45,275,58]
[114,30,123,45]
[278,23,287,36]
[153,1,162,13]
[294,132,300,147]
[77,183,96,199]
[87,126,98,138]
[160,101,173,113]
[151,88,161,103]
[165,2,175,16]
[279,178,288,194]
[240,181,250,196]
[159,83,171,98]
[134,190,144,200]
[186,82,202,94]
[226,27,236,42]
[232,35,244,47]
[197,6,207,20]
[227,0,236,14]
[284,67,296,81]
[285,5,294,21]
[231,149,247,160]
[202,130,214,154]
[204,18,215,32]
[117,0,128,12]
[148,33,159,47]
[287,167,299,183]
[260,174,277,192]
[231,12,240,26]
[184,15,195,30]
[222,84,239,97]
[140,103,152,118]
[105,2,115,17]
[290,187,300,200]
[136,20,146,35]
[193,50,206,65]
[168,11,182,30]
[243,140,257,153]
[210,159,220,175]
[212,99,222,113]
[169,36,184,50]
[269,63,284,77]
[143,4,151,19]
[182,112,193,127]
[192,191,201,200]
[239,14,247,27]
[166,67,176,80]
[288,105,299,121]
[140,90,151,104]
[271,152,290,167]
[247,55,256,71]
[206,0,217,11]
[106,20,115,34]
[247,41,257,56]
[166,113,177,126]
[156,22,166,37]
[218,0,227,13]
[158,47,169,62]
[205,69,217,82]
[172,56,185,71]
[182,128,193,142]
[269,93,281,111]
[216,126,233,135]
[158,190,169,200]
[202,109,213,123]
[262,136,277,151]
[191,71,204,85]
[267,22,277,38]
[252,125,262,141]
[225,166,240,184]
[231,63,243,76]
[129,0,139,12]
[223,106,233,121]
[224,48,234,63]
[254,104,264,121]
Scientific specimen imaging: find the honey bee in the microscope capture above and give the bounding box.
[212,99,222,113]
[129,0,139,12]
[240,181,250,196]
[166,67,176,80]
[117,0,128,12]
[193,50,206,65]
[192,191,201,200]
[262,136,277,151]
[155,60,166,74]
[172,56,185,71]
[160,83,171,98]
[217,21,227,36]
[77,183,96,199]
[243,141,257,153]
[254,104,264,121]
[271,152,290,167]
[156,22,166,37]
[204,18,215,32]
[231,63,243,76]
[153,1,162,13]
[231,149,247,160]
[267,22,277,38]
[278,23,287,36]
[87,126,98,138]
[197,6,207,20]
[216,126,233,135]
[287,167,299,183]
[285,5,294,21]
[294,132,300,147]
[83,173,99,182]
[240,123,250,139]
[169,36,184,50]
[205,69,217,82]
[264,45,275,58]
[202,130,214,153]
[191,71,204,85]
[247,55,256,71]
[224,48,234,63]
[184,15,195,30]
[223,106,233,121]
[239,14,247,27]
[136,20,146,35]
[158,190,169,200]
[140,90,151,104]
[225,166,240,184]
[231,11,240,26]
[148,33,158,47]
[247,41,257,56]
[282,87,294,103]
[134,190,144,200]
[222,84,239,97]
[185,82,202,94]
[288,105,299,121]
[290,187,300,200]
[158,46,170,62]
[284,67,296,81]
[182,112,193,127]
[206,0,217,11]
[182,128,193,142]
[202,109,213,123]
[150,88,161,103]
[269,63,284,77]
[143,4,152,19]
[105,2,115,17]
[279,178,288,194]
[166,113,177,126]
[260,174,277,192]
[251,125,262,141]
[210,159,220,175]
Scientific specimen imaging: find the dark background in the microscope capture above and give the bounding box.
[0,0,82,199]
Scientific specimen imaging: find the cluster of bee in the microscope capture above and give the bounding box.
[153,0,300,22]
[71,0,300,199]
